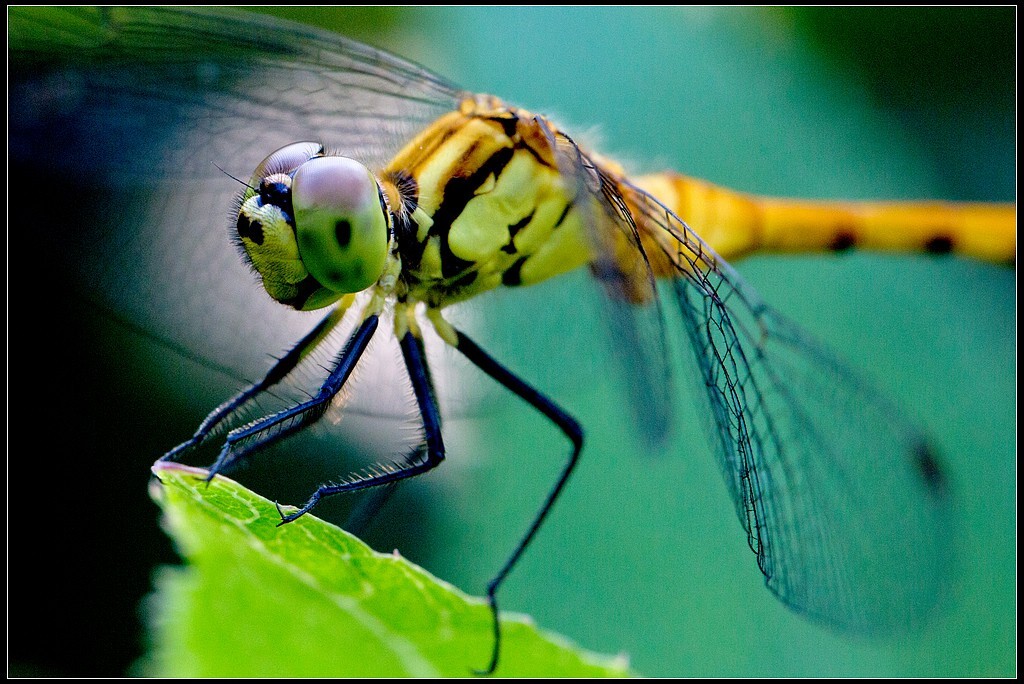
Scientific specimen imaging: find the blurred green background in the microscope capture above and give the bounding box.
[8,7,1014,677]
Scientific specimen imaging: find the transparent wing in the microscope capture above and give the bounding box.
[9,7,464,383]
[538,124,675,448]
[612,180,952,631]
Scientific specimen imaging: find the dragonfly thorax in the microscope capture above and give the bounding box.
[236,143,392,311]
[378,97,595,309]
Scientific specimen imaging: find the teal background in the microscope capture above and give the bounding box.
[8,7,1014,677]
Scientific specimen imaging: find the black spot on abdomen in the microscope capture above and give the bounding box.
[829,230,856,252]
[924,235,954,254]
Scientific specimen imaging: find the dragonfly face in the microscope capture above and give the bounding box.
[9,6,1014,678]
[238,143,391,309]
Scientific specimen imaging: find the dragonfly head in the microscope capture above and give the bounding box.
[235,142,391,310]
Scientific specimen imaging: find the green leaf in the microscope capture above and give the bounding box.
[143,462,633,677]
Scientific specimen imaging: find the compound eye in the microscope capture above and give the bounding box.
[292,156,389,294]
[248,142,323,187]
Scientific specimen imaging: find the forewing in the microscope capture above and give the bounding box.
[9,7,464,381]
[619,181,953,631]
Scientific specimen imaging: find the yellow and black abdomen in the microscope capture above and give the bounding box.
[382,97,591,307]
[636,172,1017,266]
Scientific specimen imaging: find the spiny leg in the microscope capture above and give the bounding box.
[453,329,583,676]
[205,313,379,479]
[277,327,446,525]
[160,306,346,463]
[343,335,443,535]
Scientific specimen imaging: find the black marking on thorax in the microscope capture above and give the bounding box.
[501,257,528,286]
[395,110,557,288]
[487,111,553,168]
[386,169,423,272]
[554,201,573,227]
[501,210,535,255]
[487,114,518,139]
[432,145,516,278]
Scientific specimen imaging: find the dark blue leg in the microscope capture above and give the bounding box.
[453,329,583,676]
[276,328,446,525]
[343,339,442,533]
[160,307,343,462]
[205,313,379,478]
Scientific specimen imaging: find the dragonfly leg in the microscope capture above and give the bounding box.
[276,328,446,525]
[339,329,445,535]
[205,313,379,479]
[452,329,583,676]
[160,307,345,463]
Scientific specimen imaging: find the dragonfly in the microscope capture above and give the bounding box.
[9,7,1015,675]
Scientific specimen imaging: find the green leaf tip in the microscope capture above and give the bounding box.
[143,462,633,677]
